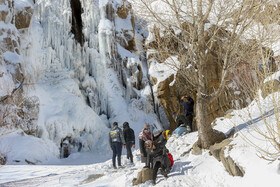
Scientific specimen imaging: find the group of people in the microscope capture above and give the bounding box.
[108,95,194,185]
[109,122,174,185]
[109,122,135,169]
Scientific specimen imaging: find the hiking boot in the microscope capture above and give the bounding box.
[118,165,124,169]
[113,166,117,169]
[130,162,135,166]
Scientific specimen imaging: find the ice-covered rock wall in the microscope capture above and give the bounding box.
[12,0,165,159]
[31,0,152,116]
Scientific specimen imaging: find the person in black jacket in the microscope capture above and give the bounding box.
[180,96,194,132]
[123,122,135,166]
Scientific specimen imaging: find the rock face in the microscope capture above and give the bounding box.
[0,0,39,135]
[132,168,153,185]
[0,0,24,103]
[209,139,245,177]
[147,24,277,128]
[116,1,135,51]
[17,96,40,136]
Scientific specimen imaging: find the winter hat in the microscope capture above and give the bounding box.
[113,122,118,126]
[164,130,171,140]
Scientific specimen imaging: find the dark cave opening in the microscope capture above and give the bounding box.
[70,0,84,46]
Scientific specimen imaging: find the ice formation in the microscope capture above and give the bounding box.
[5,0,166,161]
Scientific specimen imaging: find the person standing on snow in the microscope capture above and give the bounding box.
[109,122,125,169]
[180,96,194,132]
[123,122,135,166]
[138,124,153,164]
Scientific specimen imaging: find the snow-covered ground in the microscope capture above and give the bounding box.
[1,0,280,186]
[1,92,280,186]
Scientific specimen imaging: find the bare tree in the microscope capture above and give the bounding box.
[132,0,278,148]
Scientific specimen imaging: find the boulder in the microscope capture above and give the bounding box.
[220,144,245,177]
[209,139,245,177]
[132,168,153,185]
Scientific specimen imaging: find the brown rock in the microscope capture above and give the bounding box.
[210,138,245,177]
[220,145,245,177]
[15,6,34,29]
[261,79,280,98]
[209,139,232,162]
[116,1,132,19]
[192,141,202,155]
[0,8,9,22]
[132,168,153,185]
[116,1,135,51]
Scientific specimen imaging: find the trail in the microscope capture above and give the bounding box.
[0,150,206,187]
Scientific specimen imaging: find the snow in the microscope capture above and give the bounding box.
[2,51,21,64]
[31,71,110,154]
[264,71,280,83]
[0,130,59,165]
[1,89,280,186]
[1,0,280,186]
[14,0,33,12]
[149,56,180,94]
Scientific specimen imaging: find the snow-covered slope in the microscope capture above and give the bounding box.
[1,91,279,186]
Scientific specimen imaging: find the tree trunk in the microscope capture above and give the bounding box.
[196,96,226,149]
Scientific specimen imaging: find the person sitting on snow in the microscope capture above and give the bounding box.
[144,130,172,185]
[145,138,171,185]
[172,111,191,132]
